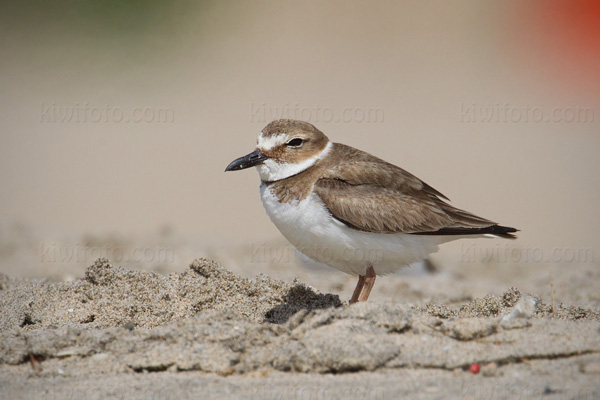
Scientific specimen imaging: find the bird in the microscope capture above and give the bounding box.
[225,119,517,303]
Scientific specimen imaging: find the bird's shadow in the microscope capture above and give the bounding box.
[264,284,342,324]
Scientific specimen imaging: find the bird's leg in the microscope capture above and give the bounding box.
[349,274,366,304]
[357,266,376,302]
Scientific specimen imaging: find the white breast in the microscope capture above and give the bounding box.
[259,184,446,276]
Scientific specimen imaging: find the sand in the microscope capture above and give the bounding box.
[1,257,599,399]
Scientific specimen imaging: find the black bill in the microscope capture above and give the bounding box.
[225,148,268,171]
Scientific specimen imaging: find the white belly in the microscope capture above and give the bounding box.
[260,184,446,276]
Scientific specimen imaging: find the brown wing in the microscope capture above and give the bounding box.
[315,144,517,237]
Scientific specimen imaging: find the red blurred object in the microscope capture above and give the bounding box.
[514,0,600,91]
[543,1,600,62]
[469,363,481,374]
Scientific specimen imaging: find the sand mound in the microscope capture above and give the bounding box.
[0,258,341,332]
[422,287,600,321]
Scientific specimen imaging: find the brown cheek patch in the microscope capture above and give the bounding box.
[261,145,286,161]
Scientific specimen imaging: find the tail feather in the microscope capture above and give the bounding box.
[413,224,519,239]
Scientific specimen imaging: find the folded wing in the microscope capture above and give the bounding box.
[315,145,517,238]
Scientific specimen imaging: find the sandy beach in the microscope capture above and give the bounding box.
[1,248,599,399]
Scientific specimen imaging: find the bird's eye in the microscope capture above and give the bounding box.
[286,138,304,147]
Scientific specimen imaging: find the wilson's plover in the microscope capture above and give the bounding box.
[226,119,517,303]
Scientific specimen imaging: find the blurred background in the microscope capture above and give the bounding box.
[1,1,599,305]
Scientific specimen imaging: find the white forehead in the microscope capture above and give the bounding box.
[257,133,289,150]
